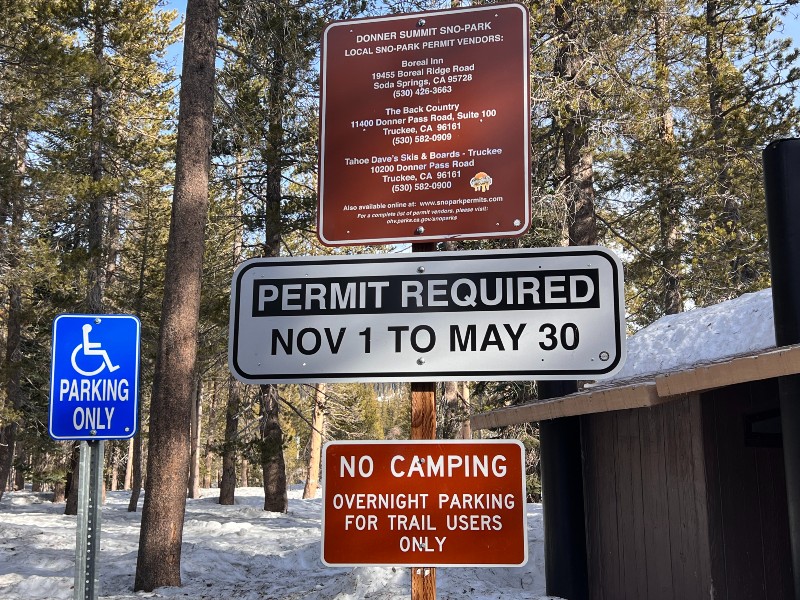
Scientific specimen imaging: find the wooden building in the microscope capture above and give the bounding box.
[472,289,797,600]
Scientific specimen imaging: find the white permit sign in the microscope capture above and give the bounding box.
[228,248,625,383]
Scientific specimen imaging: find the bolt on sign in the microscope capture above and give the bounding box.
[227,247,626,384]
[318,3,530,246]
[322,440,527,567]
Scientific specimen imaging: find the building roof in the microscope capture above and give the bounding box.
[611,288,775,382]
[471,288,800,428]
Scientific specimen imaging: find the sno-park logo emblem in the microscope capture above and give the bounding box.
[48,314,140,441]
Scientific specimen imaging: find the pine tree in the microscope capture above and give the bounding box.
[35,0,177,313]
[597,0,692,325]
[218,0,366,513]
[134,0,218,590]
[302,384,326,499]
[598,0,799,325]
[0,0,83,499]
[684,0,799,306]
[26,0,178,516]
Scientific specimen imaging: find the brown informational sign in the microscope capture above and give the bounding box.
[321,440,528,567]
[318,4,530,246]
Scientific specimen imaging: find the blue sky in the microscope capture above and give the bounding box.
[158,0,800,146]
[162,1,800,71]
[779,5,800,53]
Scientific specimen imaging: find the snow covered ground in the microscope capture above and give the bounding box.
[0,486,559,599]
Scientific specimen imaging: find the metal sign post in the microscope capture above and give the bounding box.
[74,440,104,600]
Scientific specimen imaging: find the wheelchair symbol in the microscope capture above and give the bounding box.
[70,324,120,377]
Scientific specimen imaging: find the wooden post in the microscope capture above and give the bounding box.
[411,382,436,440]
[410,242,436,600]
[410,381,436,599]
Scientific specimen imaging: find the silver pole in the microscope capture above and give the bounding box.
[74,440,104,600]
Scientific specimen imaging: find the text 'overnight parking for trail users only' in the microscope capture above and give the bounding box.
[228,248,626,384]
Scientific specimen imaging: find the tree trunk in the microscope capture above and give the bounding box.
[219,376,240,504]
[65,443,80,513]
[203,450,213,489]
[302,384,326,499]
[458,382,471,439]
[53,482,66,503]
[188,372,202,499]
[654,2,683,315]
[203,380,217,489]
[260,384,287,512]
[14,453,25,490]
[219,159,244,505]
[257,41,288,513]
[124,437,134,490]
[0,440,13,496]
[127,394,144,511]
[241,458,249,487]
[109,443,119,491]
[104,195,122,291]
[439,381,459,439]
[134,0,218,590]
[563,119,596,246]
[554,0,597,247]
[0,129,25,502]
[127,190,152,511]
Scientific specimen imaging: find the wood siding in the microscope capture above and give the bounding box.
[580,382,794,600]
[701,380,794,600]
[581,396,713,600]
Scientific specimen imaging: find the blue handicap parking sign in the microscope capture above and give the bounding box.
[49,314,140,440]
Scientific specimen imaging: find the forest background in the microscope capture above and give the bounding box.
[1,0,799,590]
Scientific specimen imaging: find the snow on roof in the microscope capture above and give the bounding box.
[610,288,776,382]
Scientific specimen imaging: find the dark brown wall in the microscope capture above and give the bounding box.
[702,379,794,600]
[581,396,713,600]
[580,381,794,600]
